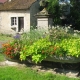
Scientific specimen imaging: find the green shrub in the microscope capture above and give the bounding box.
[2,27,80,63]
[20,37,51,63]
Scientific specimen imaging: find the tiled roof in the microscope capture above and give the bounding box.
[0,0,36,11]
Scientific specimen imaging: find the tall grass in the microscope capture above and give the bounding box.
[20,29,47,46]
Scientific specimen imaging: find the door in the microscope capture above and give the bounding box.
[18,17,24,32]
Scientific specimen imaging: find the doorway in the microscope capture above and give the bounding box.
[18,17,24,32]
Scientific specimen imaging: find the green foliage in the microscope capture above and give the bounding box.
[20,37,51,63]
[45,0,80,29]
[46,0,59,14]
[17,35,80,63]
[0,33,12,41]
[70,0,80,29]
[2,28,80,64]
[21,29,45,46]
[46,0,61,25]
[19,28,80,63]
[49,26,80,57]
[49,26,73,42]
[55,38,80,57]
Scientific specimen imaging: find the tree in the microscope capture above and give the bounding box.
[39,0,80,30]
[70,0,80,30]
[46,0,61,25]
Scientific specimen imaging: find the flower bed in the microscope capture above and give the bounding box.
[2,37,80,63]
[1,28,80,64]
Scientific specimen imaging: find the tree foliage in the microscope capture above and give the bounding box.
[42,0,80,30]
[46,0,61,25]
[70,0,80,30]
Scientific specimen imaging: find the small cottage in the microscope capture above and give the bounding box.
[0,0,40,34]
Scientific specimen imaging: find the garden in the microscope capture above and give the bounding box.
[0,0,80,79]
[1,26,80,64]
[1,0,80,64]
[0,66,79,80]
[0,27,80,80]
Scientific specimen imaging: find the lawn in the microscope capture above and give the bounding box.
[0,53,79,80]
[0,66,80,80]
[0,34,13,41]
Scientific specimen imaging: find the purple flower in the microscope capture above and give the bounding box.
[13,33,21,39]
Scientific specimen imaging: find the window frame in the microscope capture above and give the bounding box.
[11,17,17,26]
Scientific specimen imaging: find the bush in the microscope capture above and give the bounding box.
[2,27,80,63]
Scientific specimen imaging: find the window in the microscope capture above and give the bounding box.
[11,17,17,26]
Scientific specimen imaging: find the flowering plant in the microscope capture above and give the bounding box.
[20,37,51,63]
[2,40,21,59]
[2,28,80,64]
[19,27,80,63]
[2,30,45,61]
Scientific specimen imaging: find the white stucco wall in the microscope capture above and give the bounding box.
[37,18,48,29]
[0,0,41,34]
[0,10,30,34]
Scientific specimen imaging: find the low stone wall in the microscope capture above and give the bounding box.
[45,55,80,63]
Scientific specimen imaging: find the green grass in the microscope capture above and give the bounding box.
[0,49,80,80]
[0,53,79,80]
[0,34,13,41]
[0,66,79,80]
[0,53,5,61]
[0,33,80,80]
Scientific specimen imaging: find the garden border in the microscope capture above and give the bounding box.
[45,55,80,63]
